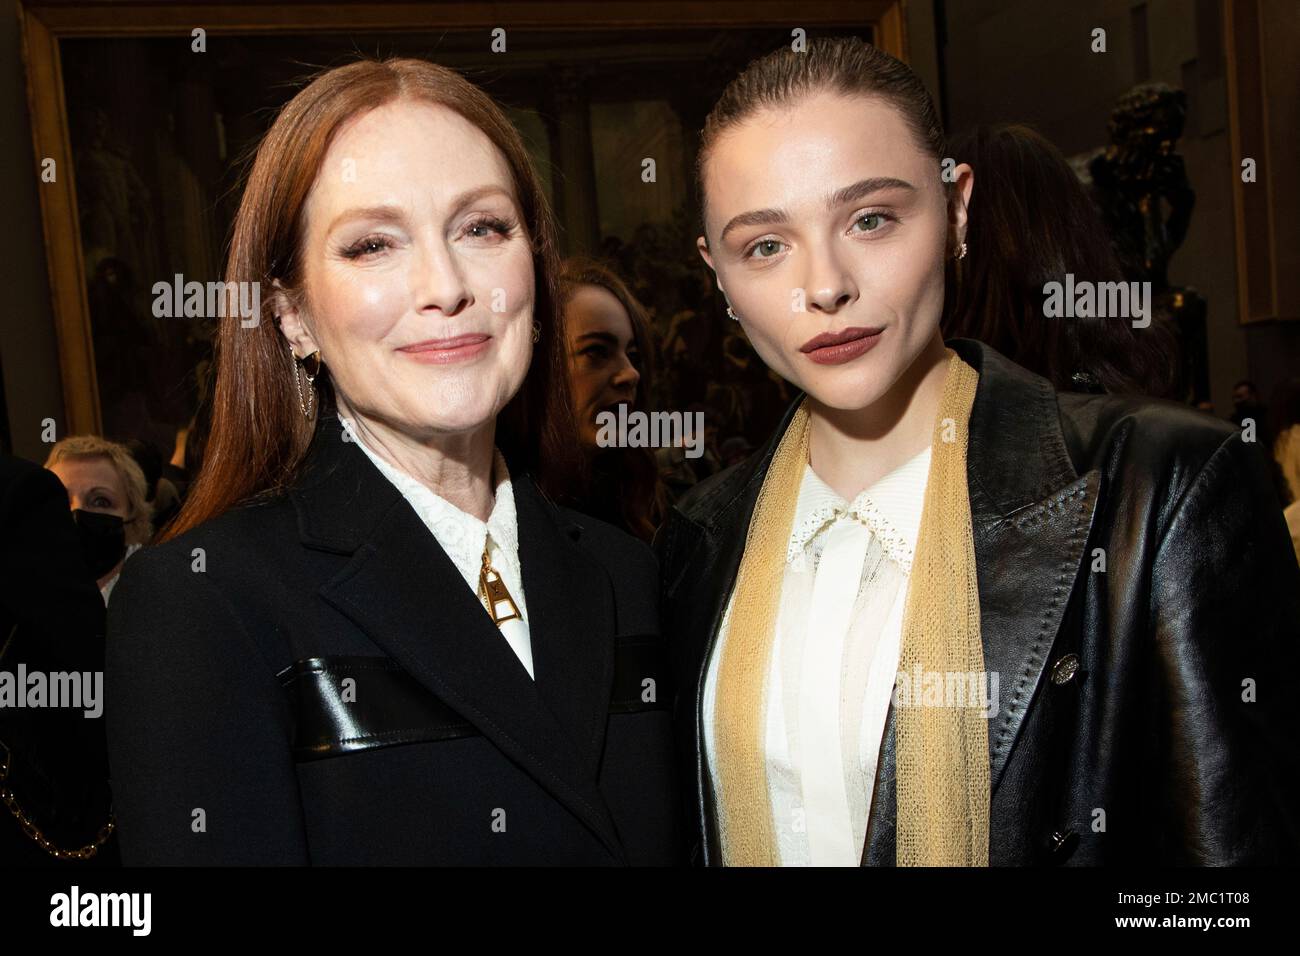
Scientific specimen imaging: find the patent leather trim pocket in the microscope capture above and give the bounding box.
[279,641,668,762]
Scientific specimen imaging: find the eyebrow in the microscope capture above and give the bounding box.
[575,330,640,353]
[718,176,917,243]
[326,185,516,234]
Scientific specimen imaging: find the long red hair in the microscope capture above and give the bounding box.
[163,58,581,542]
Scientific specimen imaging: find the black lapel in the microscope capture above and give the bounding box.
[512,478,617,789]
[666,397,804,687]
[950,338,1101,789]
[292,414,624,860]
[662,397,802,866]
[860,339,1101,865]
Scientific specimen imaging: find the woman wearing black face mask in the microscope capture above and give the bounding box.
[45,437,153,604]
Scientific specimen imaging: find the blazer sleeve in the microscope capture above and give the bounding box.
[1147,430,1300,864]
[105,544,310,864]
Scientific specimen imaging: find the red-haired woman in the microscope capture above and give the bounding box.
[105,58,680,865]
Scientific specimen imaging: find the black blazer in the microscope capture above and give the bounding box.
[657,338,1300,865]
[105,414,683,865]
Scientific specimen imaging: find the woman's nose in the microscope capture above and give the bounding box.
[802,243,858,314]
[414,240,473,316]
[611,357,640,392]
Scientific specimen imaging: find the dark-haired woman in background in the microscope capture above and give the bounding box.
[106,58,680,865]
[559,258,668,542]
[941,123,1181,398]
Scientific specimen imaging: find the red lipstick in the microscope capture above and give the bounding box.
[799,326,884,365]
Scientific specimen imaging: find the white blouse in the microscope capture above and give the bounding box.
[341,416,534,679]
[703,445,931,866]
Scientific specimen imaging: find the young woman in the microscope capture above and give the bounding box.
[657,37,1299,866]
[106,58,680,865]
[559,257,668,541]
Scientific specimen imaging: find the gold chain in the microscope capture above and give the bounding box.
[0,737,116,860]
[0,624,115,858]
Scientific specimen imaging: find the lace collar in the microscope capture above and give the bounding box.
[786,445,932,572]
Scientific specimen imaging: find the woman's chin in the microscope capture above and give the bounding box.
[799,376,891,414]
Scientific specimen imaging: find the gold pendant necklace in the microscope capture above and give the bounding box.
[478,541,521,627]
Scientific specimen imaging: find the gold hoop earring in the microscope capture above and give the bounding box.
[532,321,541,344]
[290,346,322,419]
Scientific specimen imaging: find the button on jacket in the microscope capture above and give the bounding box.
[106,412,682,865]
[656,338,1300,866]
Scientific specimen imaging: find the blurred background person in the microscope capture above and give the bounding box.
[1272,377,1300,563]
[942,123,1182,399]
[1232,379,1271,435]
[123,438,182,535]
[559,257,667,541]
[44,436,152,604]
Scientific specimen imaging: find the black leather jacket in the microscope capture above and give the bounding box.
[656,338,1300,865]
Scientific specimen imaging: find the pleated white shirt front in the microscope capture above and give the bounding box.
[703,445,931,866]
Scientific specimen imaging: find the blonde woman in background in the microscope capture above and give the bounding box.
[45,436,152,604]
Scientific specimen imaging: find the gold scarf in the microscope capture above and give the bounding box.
[713,348,989,866]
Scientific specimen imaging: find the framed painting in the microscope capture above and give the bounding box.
[18,0,908,447]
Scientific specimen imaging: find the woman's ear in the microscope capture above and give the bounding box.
[271,280,317,358]
[948,162,975,248]
[696,235,729,299]
[696,234,716,274]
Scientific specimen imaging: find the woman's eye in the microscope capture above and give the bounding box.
[582,345,610,360]
[746,238,786,259]
[92,497,113,509]
[341,236,393,259]
[852,212,893,233]
[464,216,515,240]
